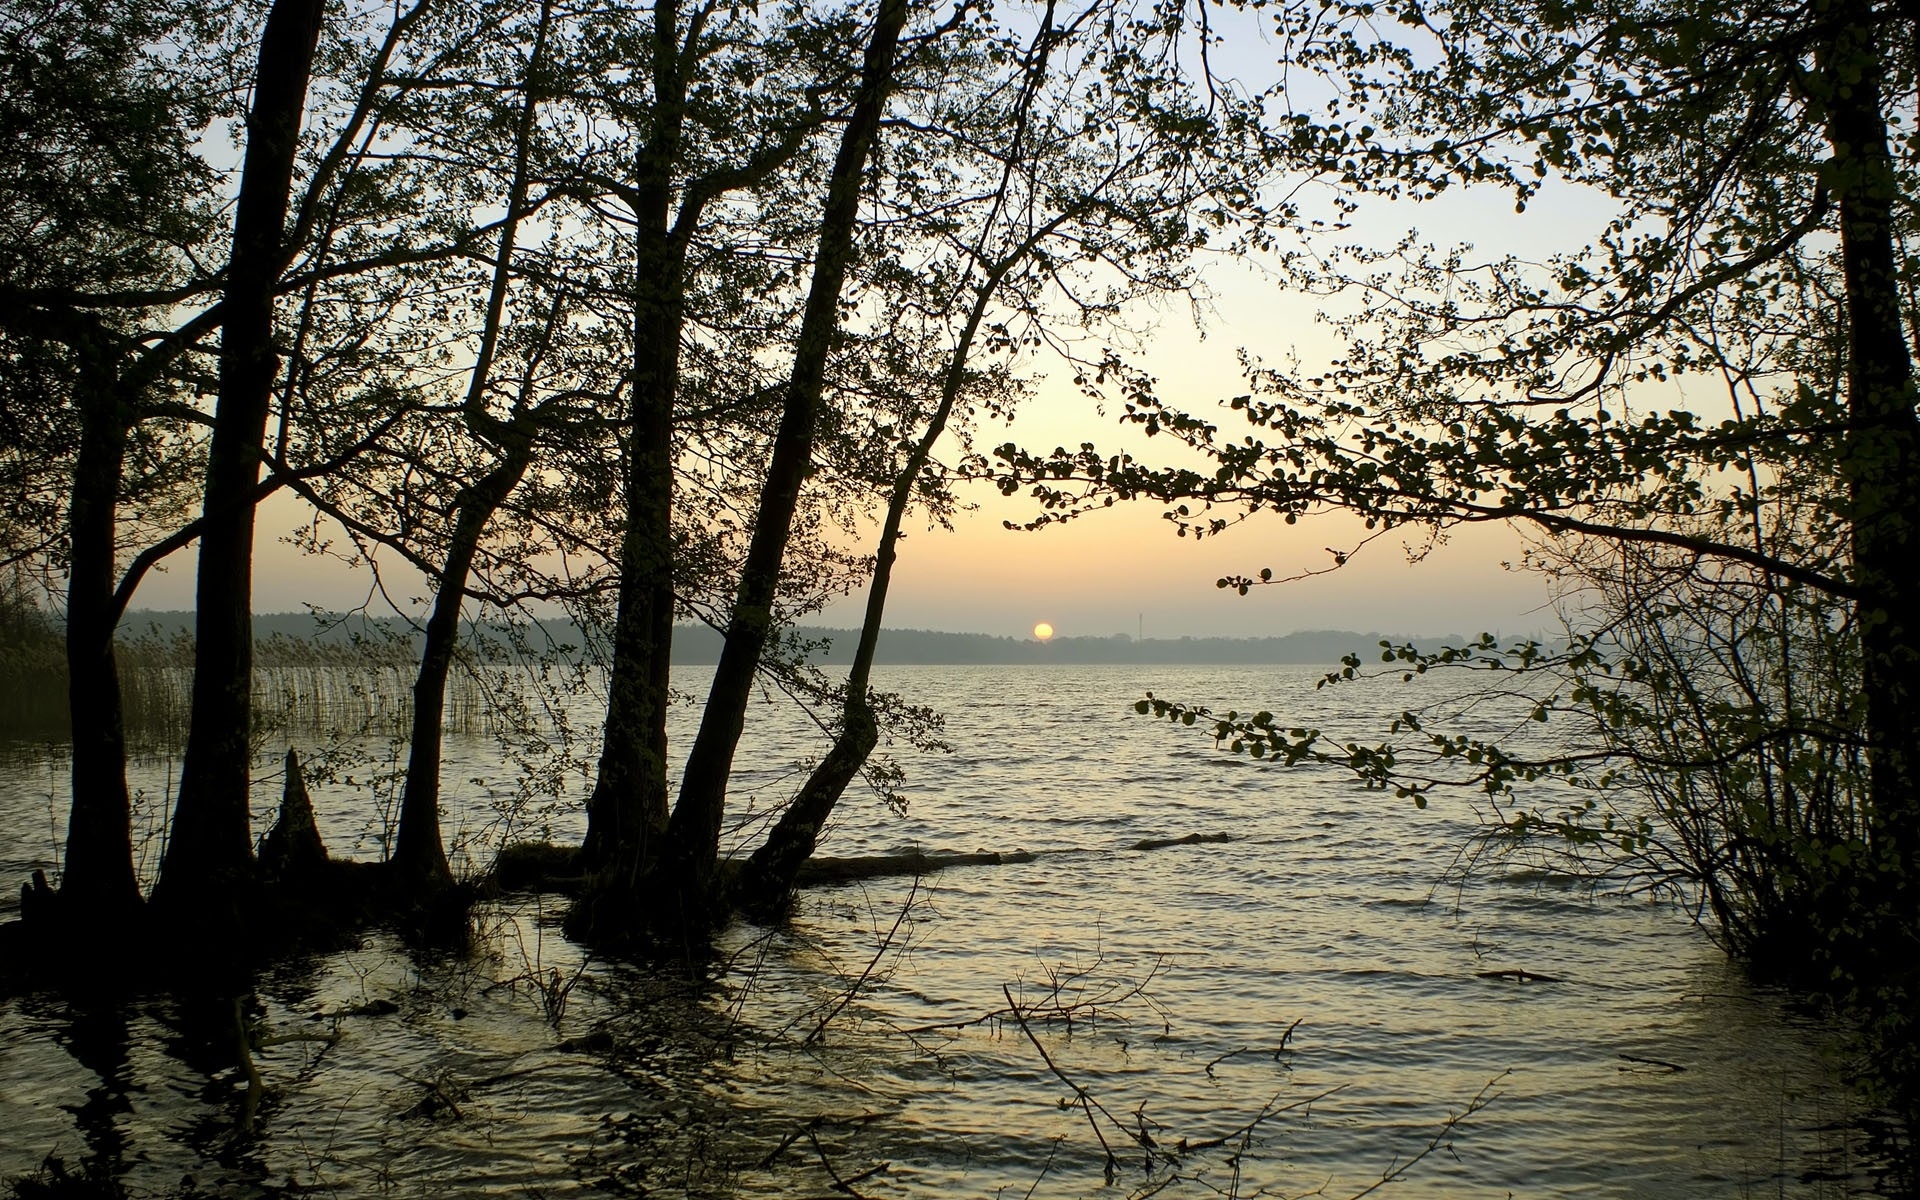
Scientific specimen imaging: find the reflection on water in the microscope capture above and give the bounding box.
[0,665,1896,1196]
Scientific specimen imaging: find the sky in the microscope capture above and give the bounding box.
[118,15,1629,643]
[125,464,1554,643]
[123,241,1561,642]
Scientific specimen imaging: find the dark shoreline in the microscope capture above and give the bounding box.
[112,611,1474,666]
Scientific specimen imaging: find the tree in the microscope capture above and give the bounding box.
[737,0,1283,912]
[996,0,1920,964]
[4,0,552,931]
[1522,496,1867,967]
[0,0,223,926]
[140,0,579,916]
[154,0,330,918]
[577,0,912,935]
[573,0,876,898]
[0,0,1315,956]
[562,0,1295,937]
[384,0,560,894]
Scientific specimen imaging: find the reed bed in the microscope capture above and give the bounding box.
[0,620,495,752]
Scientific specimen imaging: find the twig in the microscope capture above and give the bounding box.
[807,1127,886,1197]
[899,951,1170,1035]
[1476,968,1563,984]
[1345,1070,1507,1199]
[760,1116,823,1168]
[1004,982,1130,1176]
[760,1113,887,1169]
[1618,1053,1687,1073]
[1175,1084,1345,1153]
[234,998,265,1135]
[1020,1137,1063,1200]
[1204,1017,1303,1077]
[806,876,920,1044]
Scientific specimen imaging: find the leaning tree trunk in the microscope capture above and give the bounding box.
[58,341,143,925]
[664,0,910,922]
[736,254,1017,915]
[391,458,532,890]
[1820,8,1920,889]
[730,15,1074,915]
[157,0,326,917]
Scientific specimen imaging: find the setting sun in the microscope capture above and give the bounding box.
[1032,622,1055,641]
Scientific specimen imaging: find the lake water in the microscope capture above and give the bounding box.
[0,664,1892,1197]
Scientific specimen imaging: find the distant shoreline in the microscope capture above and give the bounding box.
[676,624,1471,665]
[117,611,1476,666]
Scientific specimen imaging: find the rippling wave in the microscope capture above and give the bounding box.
[0,664,1889,1197]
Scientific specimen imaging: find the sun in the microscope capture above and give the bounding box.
[1032,622,1055,641]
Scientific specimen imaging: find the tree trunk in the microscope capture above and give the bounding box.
[736,241,1010,915]
[392,2,551,894]
[157,0,326,916]
[392,447,536,889]
[580,0,692,890]
[1821,7,1920,892]
[736,701,877,915]
[58,342,143,924]
[665,0,910,920]
[260,748,328,883]
[581,269,679,878]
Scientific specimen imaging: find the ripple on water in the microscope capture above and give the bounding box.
[0,664,1894,1197]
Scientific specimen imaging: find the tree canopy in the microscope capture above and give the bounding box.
[985,0,1920,1096]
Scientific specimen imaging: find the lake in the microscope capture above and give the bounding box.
[0,664,1890,1197]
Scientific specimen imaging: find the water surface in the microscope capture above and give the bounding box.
[0,665,1886,1196]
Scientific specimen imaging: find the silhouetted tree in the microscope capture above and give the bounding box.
[155,0,329,919]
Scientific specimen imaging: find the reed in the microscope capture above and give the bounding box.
[0,599,494,750]
[0,582,72,747]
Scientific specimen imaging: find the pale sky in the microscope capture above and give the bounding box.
[125,235,1558,642]
[123,26,1625,643]
[125,471,1552,642]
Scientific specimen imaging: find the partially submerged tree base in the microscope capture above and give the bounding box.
[3,750,474,995]
[7,818,1243,985]
[541,831,1239,944]
[2,859,474,996]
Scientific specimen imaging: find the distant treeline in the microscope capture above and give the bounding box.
[676,624,1472,664]
[5,603,1472,746]
[123,612,1468,666]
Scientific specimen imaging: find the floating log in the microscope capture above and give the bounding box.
[476,830,1235,897]
[1476,968,1564,984]
[793,849,1037,887]
[794,831,1233,886]
[1128,832,1233,851]
[1617,1052,1687,1073]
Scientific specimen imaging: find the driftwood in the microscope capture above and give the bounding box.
[1475,968,1564,984]
[478,831,1235,896]
[791,832,1235,888]
[793,849,1037,887]
[1128,832,1232,852]
[1618,1053,1687,1073]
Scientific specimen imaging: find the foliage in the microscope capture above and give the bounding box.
[0,0,1306,936]
[0,0,229,579]
[998,0,1915,945]
[1518,519,1870,970]
[973,2,1920,1153]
